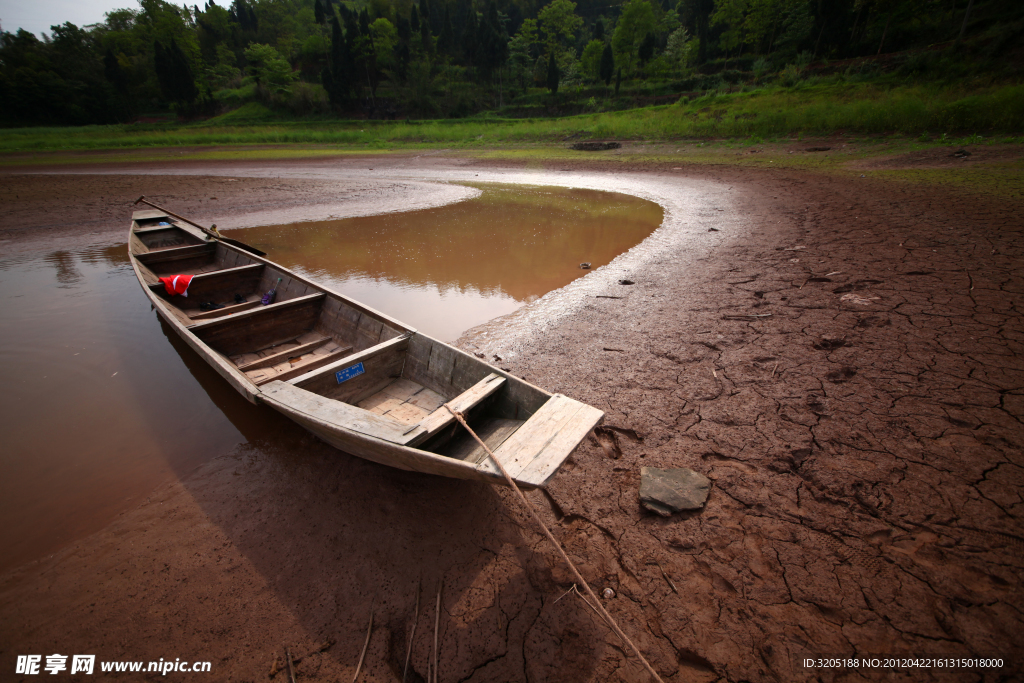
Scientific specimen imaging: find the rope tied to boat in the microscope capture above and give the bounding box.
[442,404,667,683]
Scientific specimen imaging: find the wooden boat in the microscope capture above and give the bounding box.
[128,208,604,488]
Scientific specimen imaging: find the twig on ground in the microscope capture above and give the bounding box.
[352,600,374,683]
[722,313,773,320]
[284,647,296,683]
[403,579,421,683]
[771,362,778,379]
[654,560,678,594]
[432,581,442,683]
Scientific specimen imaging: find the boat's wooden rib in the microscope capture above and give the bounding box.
[128,210,603,488]
[250,344,354,386]
[236,336,334,371]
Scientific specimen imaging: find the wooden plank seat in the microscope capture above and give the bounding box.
[135,242,216,266]
[406,373,507,447]
[148,263,263,294]
[189,298,263,321]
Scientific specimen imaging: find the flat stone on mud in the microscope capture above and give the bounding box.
[639,467,711,516]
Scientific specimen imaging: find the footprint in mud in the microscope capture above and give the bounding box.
[825,366,857,382]
[833,279,884,293]
[812,337,847,351]
[856,315,890,328]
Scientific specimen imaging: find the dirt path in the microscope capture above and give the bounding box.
[1,153,1021,682]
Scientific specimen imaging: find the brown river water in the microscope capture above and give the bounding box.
[0,184,662,572]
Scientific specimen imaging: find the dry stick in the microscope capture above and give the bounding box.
[352,601,374,683]
[443,406,666,683]
[432,582,442,683]
[402,579,422,683]
[284,647,296,683]
[654,560,678,594]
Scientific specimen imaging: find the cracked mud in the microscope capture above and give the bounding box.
[0,152,1021,682]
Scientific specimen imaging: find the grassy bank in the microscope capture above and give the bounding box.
[1,82,1021,154]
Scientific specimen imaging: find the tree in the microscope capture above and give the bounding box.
[711,0,746,58]
[243,43,296,93]
[612,0,657,74]
[581,39,604,80]
[322,15,349,105]
[538,0,583,54]
[599,42,614,84]
[546,50,559,92]
[154,38,198,105]
[638,32,657,65]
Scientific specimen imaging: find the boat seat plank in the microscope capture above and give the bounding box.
[406,373,506,447]
[135,243,216,265]
[189,299,262,321]
[288,334,410,389]
[261,381,426,445]
[479,396,600,482]
[247,343,354,386]
[187,292,325,331]
[148,263,263,294]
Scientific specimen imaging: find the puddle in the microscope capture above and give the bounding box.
[235,184,663,340]
[0,184,661,572]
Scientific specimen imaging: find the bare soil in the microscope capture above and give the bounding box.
[1,151,1022,682]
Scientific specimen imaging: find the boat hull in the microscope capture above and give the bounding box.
[128,209,603,488]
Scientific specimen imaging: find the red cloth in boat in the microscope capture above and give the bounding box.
[159,274,194,297]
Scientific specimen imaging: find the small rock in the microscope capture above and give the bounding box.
[619,279,635,285]
[580,262,591,269]
[570,141,621,151]
[640,467,711,516]
[602,588,615,599]
[951,148,971,159]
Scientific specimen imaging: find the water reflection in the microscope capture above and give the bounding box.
[0,246,248,572]
[237,185,663,340]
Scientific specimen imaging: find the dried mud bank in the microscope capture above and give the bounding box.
[1,155,1022,683]
[0,170,477,258]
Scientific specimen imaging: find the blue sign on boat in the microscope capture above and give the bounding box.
[335,362,365,384]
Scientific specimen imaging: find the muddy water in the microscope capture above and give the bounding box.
[236,185,663,340]
[0,184,661,572]
[0,247,261,572]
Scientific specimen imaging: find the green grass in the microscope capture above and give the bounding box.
[1,82,1021,155]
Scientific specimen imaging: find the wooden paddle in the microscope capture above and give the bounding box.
[133,196,267,257]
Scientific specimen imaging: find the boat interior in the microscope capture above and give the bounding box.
[130,214,559,465]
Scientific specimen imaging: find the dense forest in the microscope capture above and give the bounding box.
[1,0,1021,124]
